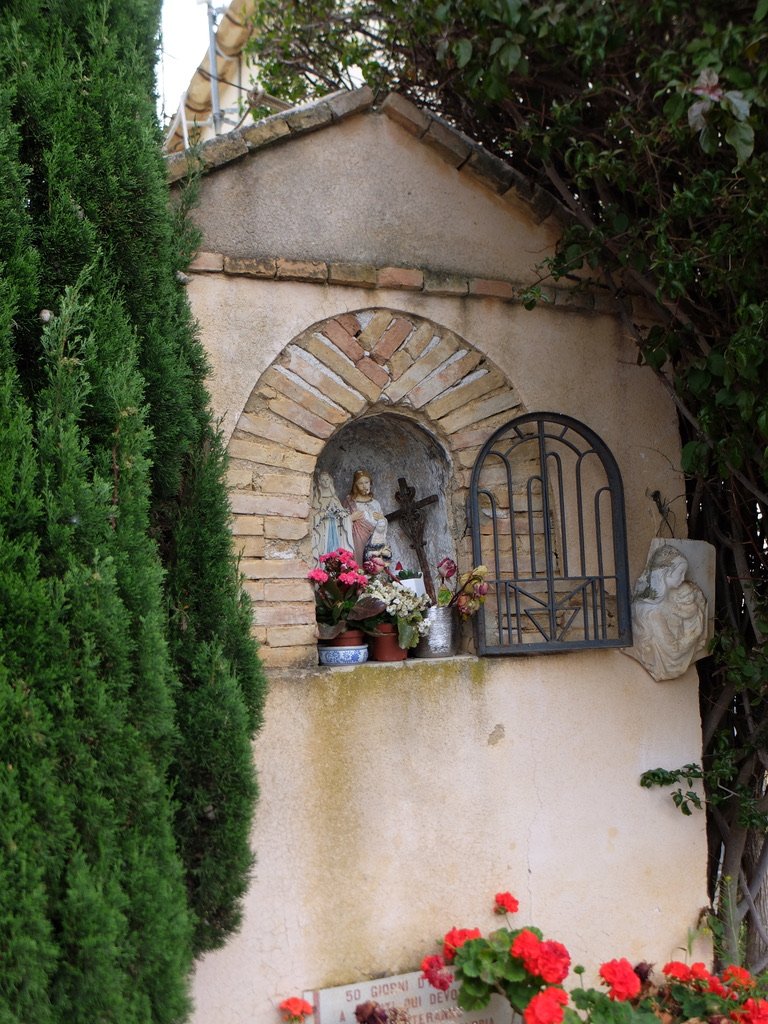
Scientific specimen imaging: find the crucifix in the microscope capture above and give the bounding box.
[386,476,438,603]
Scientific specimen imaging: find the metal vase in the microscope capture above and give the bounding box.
[414,606,457,658]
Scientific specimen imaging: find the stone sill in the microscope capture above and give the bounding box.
[269,653,477,682]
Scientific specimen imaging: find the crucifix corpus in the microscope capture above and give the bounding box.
[386,476,438,603]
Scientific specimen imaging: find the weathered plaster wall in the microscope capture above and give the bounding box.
[190,654,708,1024]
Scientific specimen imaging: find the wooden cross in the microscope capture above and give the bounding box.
[386,476,438,603]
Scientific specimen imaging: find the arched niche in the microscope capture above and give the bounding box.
[314,413,455,577]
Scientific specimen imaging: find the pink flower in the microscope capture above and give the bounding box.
[494,891,520,915]
[307,568,329,583]
[437,557,457,580]
[599,959,641,1001]
[523,987,568,1024]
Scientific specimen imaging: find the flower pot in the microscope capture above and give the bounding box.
[414,606,457,658]
[369,623,407,662]
[318,645,369,666]
[327,628,366,647]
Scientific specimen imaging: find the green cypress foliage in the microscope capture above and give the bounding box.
[0,0,266,1017]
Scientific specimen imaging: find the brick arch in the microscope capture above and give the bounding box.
[227,308,523,668]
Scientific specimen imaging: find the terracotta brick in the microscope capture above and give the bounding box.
[224,255,277,278]
[240,558,309,579]
[301,335,381,403]
[404,322,439,360]
[469,278,516,300]
[255,469,313,497]
[389,348,414,381]
[356,356,390,388]
[253,602,316,626]
[233,535,266,558]
[357,310,394,350]
[235,410,325,456]
[320,320,366,362]
[372,317,413,362]
[437,389,522,433]
[264,517,310,541]
[380,93,430,137]
[189,251,223,273]
[258,644,319,669]
[241,117,291,150]
[260,366,347,425]
[384,333,461,403]
[336,313,361,336]
[264,579,314,602]
[422,120,472,168]
[266,395,338,439]
[276,258,327,282]
[230,514,265,536]
[281,347,367,415]
[423,271,469,296]
[227,436,316,474]
[408,350,484,409]
[377,266,423,290]
[266,624,319,647]
[328,262,377,288]
[231,493,311,517]
[425,369,507,420]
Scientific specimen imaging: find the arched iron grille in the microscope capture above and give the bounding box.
[469,413,632,654]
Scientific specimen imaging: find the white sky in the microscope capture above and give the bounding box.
[158,0,211,119]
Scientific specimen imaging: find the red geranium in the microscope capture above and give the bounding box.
[523,987,568,1024]
[443,926,482,963]
[279,997,314,1022]
[494,892,520,915]
[421,953,453,991]
[724,966,755,990]
[511,929,543,973]
[733,998,768,1024]
[599,959,641,1001]
[663,961,693,983]
[536,940,571,984]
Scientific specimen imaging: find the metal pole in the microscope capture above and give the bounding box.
[206,0,222,135]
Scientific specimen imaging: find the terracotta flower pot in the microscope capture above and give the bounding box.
[327,628,366,647]
[369,623,407,662]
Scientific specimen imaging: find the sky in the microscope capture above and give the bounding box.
[158,0,211,120]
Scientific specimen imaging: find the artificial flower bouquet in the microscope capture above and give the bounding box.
[421,892,768,1024]
[435,557,490,619]
[360,573,431,650]
[307,549,381,640]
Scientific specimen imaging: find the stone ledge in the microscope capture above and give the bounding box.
[185,251,633,315]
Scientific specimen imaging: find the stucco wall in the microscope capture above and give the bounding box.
[190,654,708,1024]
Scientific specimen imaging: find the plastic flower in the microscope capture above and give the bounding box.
[279,996,314,1022]
[599,959,641,1001]
[435,559,488,617]
[494,891,520,915]
[442,926,482,963]
[421,953,453,991]
[523,987,568,1024]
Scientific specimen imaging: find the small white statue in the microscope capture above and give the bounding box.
[625,544,708,681]
[343,468,391,568]
[311,471,354,562]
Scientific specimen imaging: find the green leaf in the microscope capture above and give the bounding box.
[755,0,768,22]
[455,38,473,67]
[725,120,754,166]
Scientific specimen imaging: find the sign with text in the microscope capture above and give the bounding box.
[307,970,511,1024]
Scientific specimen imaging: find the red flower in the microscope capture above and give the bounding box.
[599,959,641,1001]
[523,987,568,1024]
[663,961,692,983]
[511,929,542,974]
[421,954,454,991]
[723,966,755,990]
[442,927,482,963]
[494,892,520,915]
[536,941,571,984]
[279,997,314,1022]
[733,998,768,1024]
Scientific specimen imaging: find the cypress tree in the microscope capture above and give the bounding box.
[0,0,266,1018]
